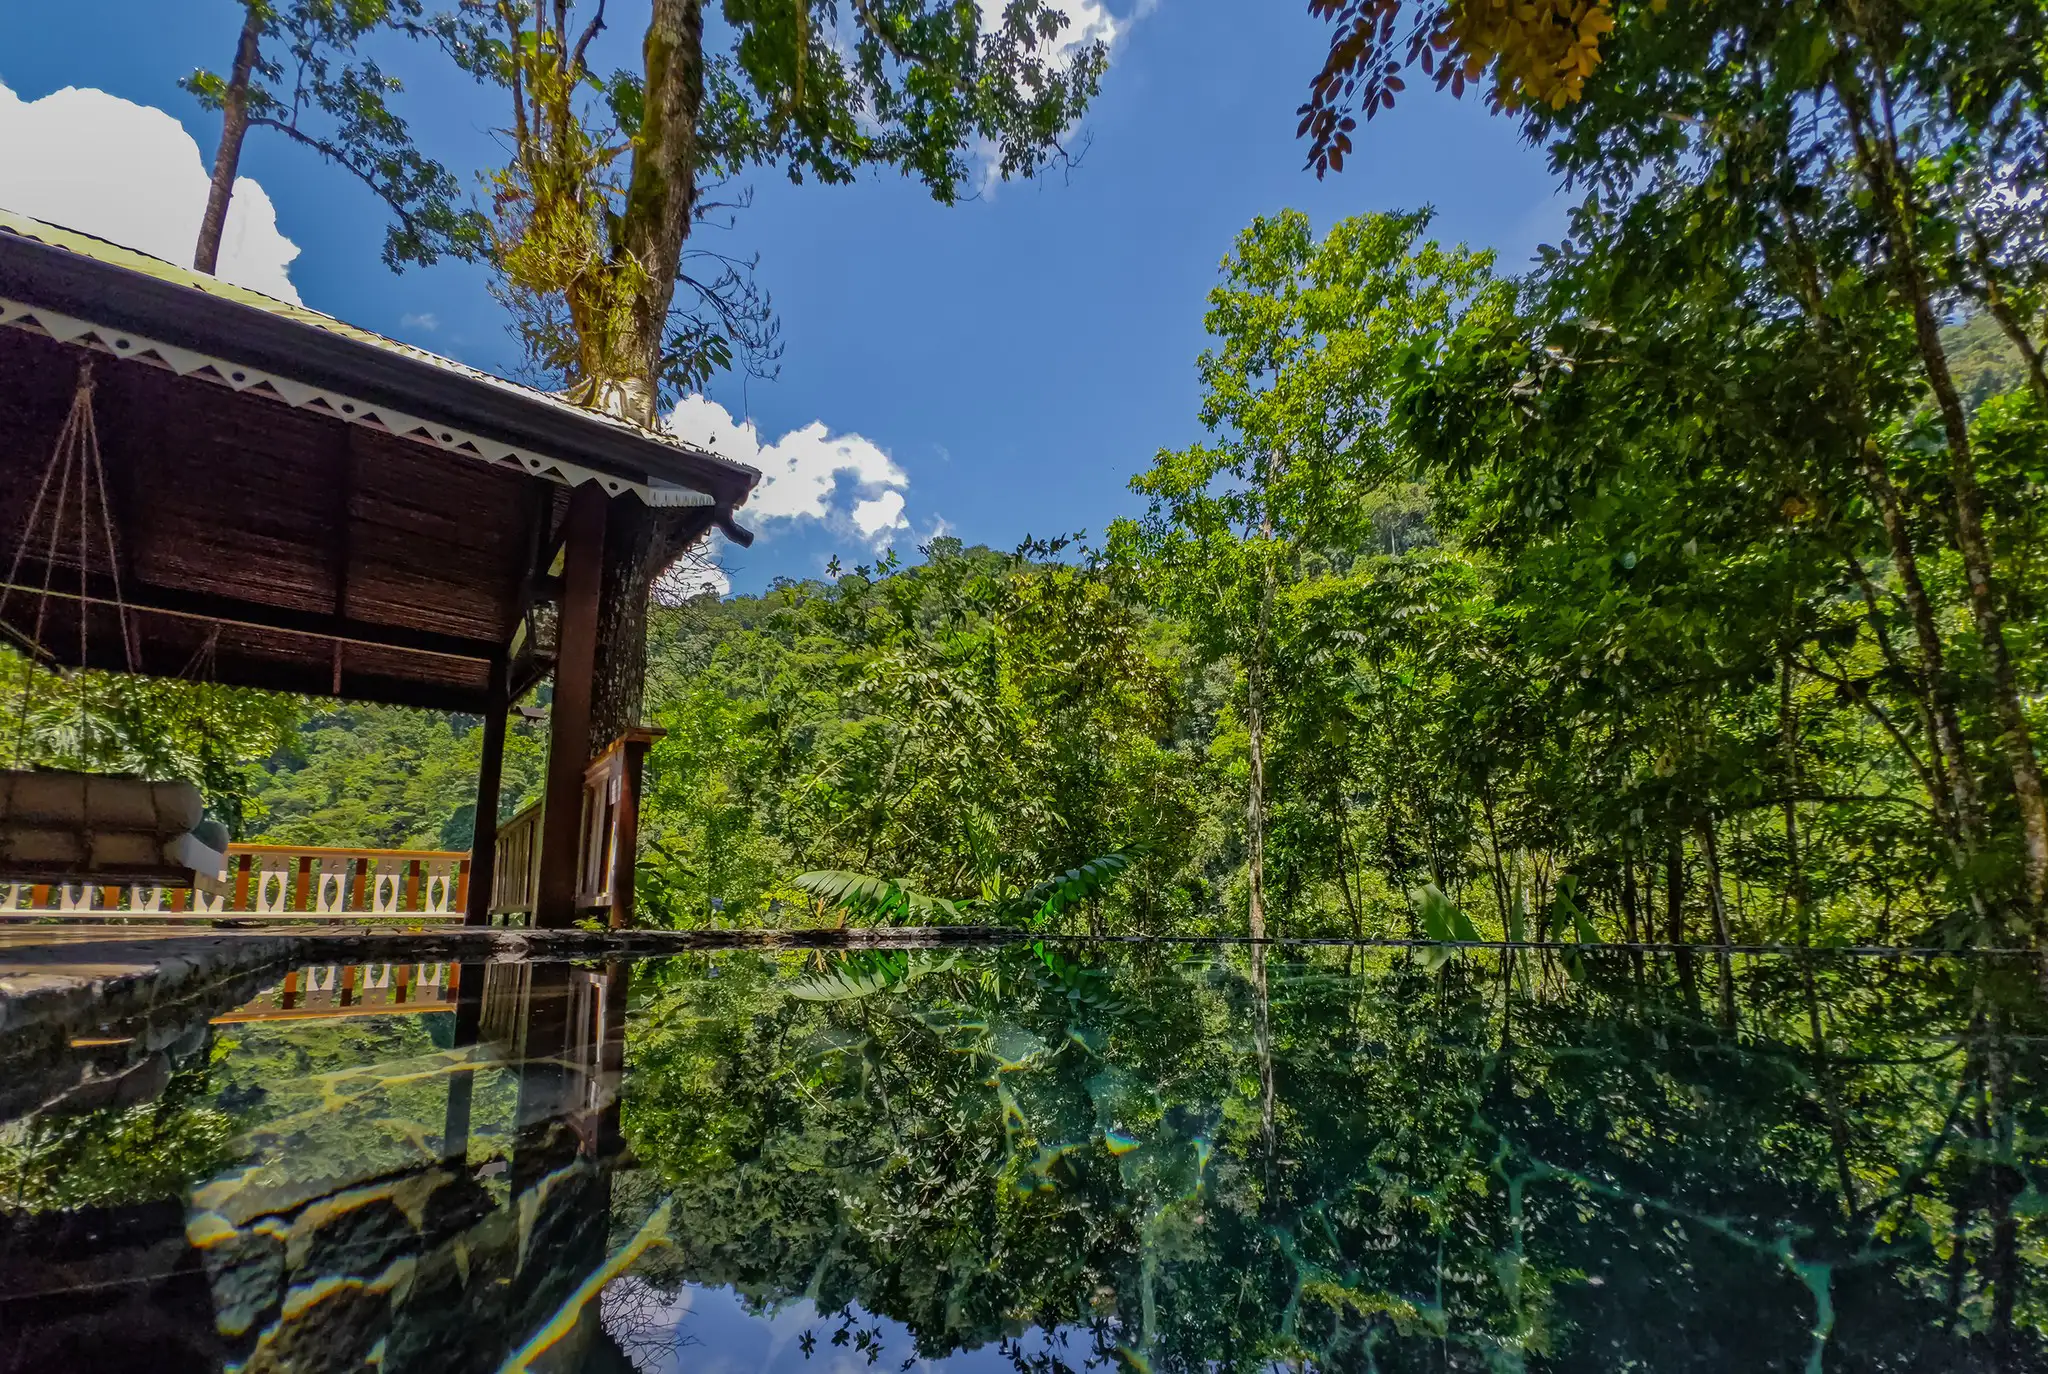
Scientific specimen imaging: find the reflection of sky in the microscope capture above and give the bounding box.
[602,1279,1106,1374]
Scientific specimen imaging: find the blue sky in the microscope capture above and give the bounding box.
[4,1,1563,593]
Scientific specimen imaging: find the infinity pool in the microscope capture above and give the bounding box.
[3,943,2043,1371]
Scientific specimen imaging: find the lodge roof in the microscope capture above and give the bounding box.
[0,209,760,510]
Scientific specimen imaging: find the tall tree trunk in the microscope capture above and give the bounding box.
[584,0,711,763]
[1699,818,1737,1028]
[1245,641,1269,942]
[1665,831,1686,945]
[1835,55,2048,906]
[1245,484,1279,942]
[1771,195,1983,858]
[194,5,264,275]
[1781,655,1813,945]
[1854,458,1982,842]
[1667,830,1696,1004]
[616,0,707,428]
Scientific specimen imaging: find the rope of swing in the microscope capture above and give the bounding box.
[5,359,137,767]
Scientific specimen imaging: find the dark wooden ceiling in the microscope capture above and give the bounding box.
[0,326,567,712]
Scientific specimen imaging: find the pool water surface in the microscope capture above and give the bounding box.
[2,942,2043,1372]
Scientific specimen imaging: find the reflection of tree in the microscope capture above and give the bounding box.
[600,1276,699,1371]
[0,1033,232,1212]
[618,945,2048,1371]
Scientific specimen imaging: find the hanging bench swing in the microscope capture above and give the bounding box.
[0,361,230,893]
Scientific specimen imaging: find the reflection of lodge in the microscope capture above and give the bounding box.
[468,961,628,1169]
[0,959,637,1374]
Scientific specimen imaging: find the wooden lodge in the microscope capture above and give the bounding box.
[0,210,760,929]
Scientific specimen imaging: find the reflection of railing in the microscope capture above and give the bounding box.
[0,845,471,922]
[214,961,462,1020]
[491,802,542,919]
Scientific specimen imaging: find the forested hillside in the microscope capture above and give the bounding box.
[243,706,549,851]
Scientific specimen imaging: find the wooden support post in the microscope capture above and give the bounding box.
[441,959,487,1164]
[534,484,607,929]
[292,855,312,912]
[464,657,510,926]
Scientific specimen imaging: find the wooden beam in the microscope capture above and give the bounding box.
[507,647,556,708]
[330,425,357,693]
[533,482,607,929]
[0,565,501,663]
[465,657,509,927]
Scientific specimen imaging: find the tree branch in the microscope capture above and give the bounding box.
[571,0,609,78]
[246,115,434,241]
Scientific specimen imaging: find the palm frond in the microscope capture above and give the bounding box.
[792,870,963,924]
[786,950,959,1002]
[1005,848,1146,928]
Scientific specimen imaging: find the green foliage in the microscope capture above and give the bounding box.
[631,542,1205,933]
[1003,849,1145,927]
[792,847,1146,929]
[434,0,1107,410]
[791,870,963,925]
[1410,881,1477,942]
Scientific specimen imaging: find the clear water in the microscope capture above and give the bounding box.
[2,943,2044,1372]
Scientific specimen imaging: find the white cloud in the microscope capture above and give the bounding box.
[0,78,301,302]
[666,394,912,545]
[851,489,908,537]
[400,311,439,331]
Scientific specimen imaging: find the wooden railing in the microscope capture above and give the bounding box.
[487,727,659,925]
[491,802,542,919]
[0,845,471,922]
